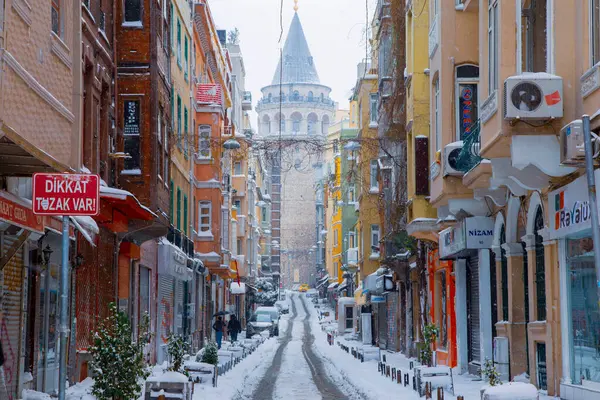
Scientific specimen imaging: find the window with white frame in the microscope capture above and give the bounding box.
[521,0,547,73]
[369,93,378,125]
[347,184,356,203]
[369,160,378,190]
[456,65,479,141]
[434,78,441,153]
[124,0,142,24]
[51,0,62,36]
[198,201,211,232]
[488,0,498,93]
[234,161,242,175]
[334,228,339,247]
[198,125,211,158]
[370,225,380,255]
[593,0,600,66]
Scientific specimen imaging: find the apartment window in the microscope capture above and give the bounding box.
[234,161,242,175]
[334,229,339,247]
[51,0,61,35]
[347,185,356,203]
[261,207,267,221]
[456,65,479,140]
[433,78,441,153]
[233,199,241,210]
[369,93,378,125]
[183,195,188,235]
[139,266,151,318]
[370,225,380,254]
[176,188,181,230]
[369,160,378,190]
[237,238,242,255]
[177,19,182,67]
[292,114,301,134]
[184,107,188,156]
[157,110,163,180]
[163,120,169,181]
[348,231,356,248]
[488,0,499,92]
[345,306,353,330]
[198,125,211,158]
[123,100,141,170]
[593,0,600,65]
[124,0,142,24]
[333,140,339,154]
[522,0,547,72]
[184,35,189,80]
[177,95,181,143]
[198,201,211,232]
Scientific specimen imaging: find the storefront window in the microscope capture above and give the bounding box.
[440,271,448,349]
[567,234,600,384]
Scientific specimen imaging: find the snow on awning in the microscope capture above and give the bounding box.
[70,216,98,247]
[327,282,339,290]
[337,279,349,292]
[230,282,246,295]
[318,274,330,283]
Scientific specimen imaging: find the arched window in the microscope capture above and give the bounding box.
[534,207,546,321]
[292,90,300,101]
[275,113,285,133]
[291,112,302,134]
[308,91,314,102]
[307,113,318,135]
[500,225,509,321]
[268,93,272,102]
[321,115,330,134]
[262,115,271,134]
[320,93,324,102]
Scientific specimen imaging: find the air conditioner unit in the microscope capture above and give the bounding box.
[443,141,464,177]
[504,73,563,120]
[559,119,586,166]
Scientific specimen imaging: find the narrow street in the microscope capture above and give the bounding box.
[244,294,366,400]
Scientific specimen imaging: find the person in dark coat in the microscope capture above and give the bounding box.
[213,316,225,349]
[227,315,242,343]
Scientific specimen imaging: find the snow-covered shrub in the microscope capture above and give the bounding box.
[420,324,440,367]
[167,334,188,374]
[201,341,219,365]
[89,303,150,400]
[482,358,502,387]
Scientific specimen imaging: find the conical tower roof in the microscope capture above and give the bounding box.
[271,12,320,85]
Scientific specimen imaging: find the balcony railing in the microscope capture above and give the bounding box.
[167,226,195,258]
[455,120,483,173]
[257,95,335,108]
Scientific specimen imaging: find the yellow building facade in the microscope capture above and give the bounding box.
[325,122,343,282]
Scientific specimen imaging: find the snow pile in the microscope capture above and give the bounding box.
[22,390,52,400]
[483,382,538,399]
[146,370,190,384]
[65,377,96,400]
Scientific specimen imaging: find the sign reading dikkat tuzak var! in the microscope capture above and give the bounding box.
[32,173,100,216]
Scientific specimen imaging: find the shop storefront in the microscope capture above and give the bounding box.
[157,239,193,364]
[439,216,494,375]
[549,172,600,399]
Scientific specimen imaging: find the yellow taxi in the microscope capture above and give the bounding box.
[298,284,310,292]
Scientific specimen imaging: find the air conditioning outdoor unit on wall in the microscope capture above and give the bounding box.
[504,73,563,120]
[559,119,586,166]
[443,141,464,177]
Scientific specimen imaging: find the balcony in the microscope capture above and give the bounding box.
[242,91,252,111]
[196,83,223,106]
[256,94,335,108]
[167,226,195,258]
[157,42,170,82]
[429,15,439,58]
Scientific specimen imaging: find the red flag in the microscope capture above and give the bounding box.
[545,90,561,106]
[196,84,222,105]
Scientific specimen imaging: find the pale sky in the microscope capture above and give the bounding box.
[208,0,377,128]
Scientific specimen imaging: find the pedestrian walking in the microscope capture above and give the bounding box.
[227,315,242,343]
[213,316,225,349]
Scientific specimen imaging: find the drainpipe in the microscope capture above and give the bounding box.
[71,0,83,170]
[575,0,583,117]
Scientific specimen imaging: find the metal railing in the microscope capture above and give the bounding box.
[455,120,483,173]
[167,226,195,257]
[257,95,335,107]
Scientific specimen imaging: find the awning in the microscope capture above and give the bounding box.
[99,186,157,221]
[316,279,329,289]
[230,282,246,295]
[70,216,99,247]
[318,274,330,283]
[327,282,339,290]
[337,279,349,292]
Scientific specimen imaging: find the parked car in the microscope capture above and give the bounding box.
[246,313,275,338]
[255,306,280,335]
[299,284,309,292]
[275,300,289,314]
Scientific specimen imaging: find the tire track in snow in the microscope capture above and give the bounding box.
[249,294,298,399]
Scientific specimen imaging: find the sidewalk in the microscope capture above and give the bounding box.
[307,296,558,400]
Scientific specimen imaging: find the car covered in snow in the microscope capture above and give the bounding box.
[275,300,289,314]
[246,313,275,338]
[255,306,280,336]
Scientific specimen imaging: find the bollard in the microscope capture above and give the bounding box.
[378,362,381,372]
[437,387,444,400]
[383,354,387,363]
[457,397,464,400]
[425,382,432,399]
[409,361,414,369]
[381,363,386,376]
[396,372,401,384]
[392,367,396,380]
[386,365,390,377]
[404,373,409,387]
[412,376,416,391]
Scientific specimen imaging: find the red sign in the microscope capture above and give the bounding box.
[196,84,222,105]
[32,173,100,216]
[0,192,44,232]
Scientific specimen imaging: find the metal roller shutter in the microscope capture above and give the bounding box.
[386,292,399,351]
[1,234,25,400]
[175,279,184,336]
[157,276,174,364]
[467,254,481,369]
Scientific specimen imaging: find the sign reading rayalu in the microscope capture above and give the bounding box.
[33,173,100,216]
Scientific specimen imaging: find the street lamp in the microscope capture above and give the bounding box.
[343,141,360,151]
[223,138,241,150]
[73,253,84,269]
[42,245,53,267]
